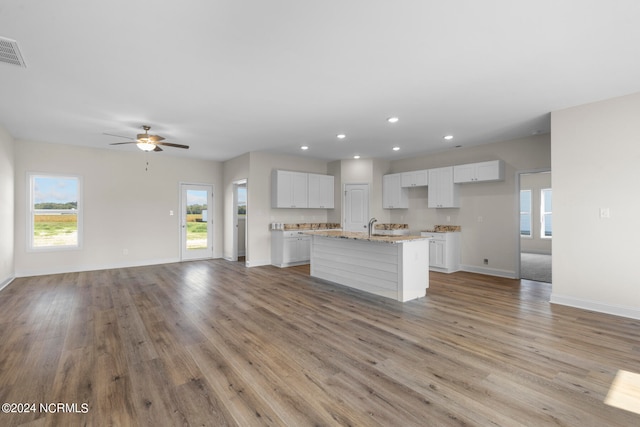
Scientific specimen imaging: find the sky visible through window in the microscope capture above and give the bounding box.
[33,176,78,207]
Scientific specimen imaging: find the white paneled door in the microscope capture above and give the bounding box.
[181,184,214,261]
[344,183,369,232]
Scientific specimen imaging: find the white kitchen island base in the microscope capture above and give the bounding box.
[309,233,429,302]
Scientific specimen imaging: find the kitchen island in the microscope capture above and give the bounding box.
[306,230,430,302]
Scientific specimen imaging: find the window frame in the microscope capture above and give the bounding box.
[540,188,552,239]
[27,173,83,252]
[520,189,532,238]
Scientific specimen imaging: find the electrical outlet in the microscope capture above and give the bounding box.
[483,258,488,265]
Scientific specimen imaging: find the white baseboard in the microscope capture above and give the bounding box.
[0,275,15,292]
[15,257,182,278]
[460,264,517,279]
[245,259,270,268]
[550,294,640,320]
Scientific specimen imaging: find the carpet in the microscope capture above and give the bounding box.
[520,252,552,283]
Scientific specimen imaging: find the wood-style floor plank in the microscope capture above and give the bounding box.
[0,260,639,426]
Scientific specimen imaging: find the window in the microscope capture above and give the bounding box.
[29,174,81,250]
[520,190,532,237]
[541,188,552,238]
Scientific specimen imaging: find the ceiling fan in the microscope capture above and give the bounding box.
[106,125,189,152]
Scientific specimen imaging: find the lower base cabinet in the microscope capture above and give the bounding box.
[272,231,311,267]
[420,231,461,273]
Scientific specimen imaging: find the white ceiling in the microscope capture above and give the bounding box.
[2,1,640,162]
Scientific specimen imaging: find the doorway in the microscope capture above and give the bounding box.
[180,183,214,261]
[232,180,247,263]
[517,170,552,282]
[343,183,369,232]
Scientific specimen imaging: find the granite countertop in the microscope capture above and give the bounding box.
[304,230,430,244]
[422,225,462,233]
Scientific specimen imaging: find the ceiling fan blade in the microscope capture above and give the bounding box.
[148,135,165,142]
[109,141,137,145]
[104,132,135,140]
[153,146,163,152]
[156,142,189,149]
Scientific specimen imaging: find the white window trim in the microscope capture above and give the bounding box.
[540,188,552,240]
[27,173,83,252]
[520,189,532,239]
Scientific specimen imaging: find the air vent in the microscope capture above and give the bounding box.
[0,37,26,68]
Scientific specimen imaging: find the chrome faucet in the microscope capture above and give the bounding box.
[368,217,378,238]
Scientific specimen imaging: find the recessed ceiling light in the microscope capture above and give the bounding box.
[337,133,346,140]
[444,135,454,140]
[300,145,309,150]
[387,117,399,123]
[392,146,400,151]
[353,155,360,159]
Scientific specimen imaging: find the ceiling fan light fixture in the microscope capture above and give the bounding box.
[137,141,156,151]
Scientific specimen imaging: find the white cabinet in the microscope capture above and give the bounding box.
[421,232,461,273]
[401,170,428,187]
[308,173,334,209]
[272,170,334,209]
[382,173,409,209]
[272,170,308,208]
[427,167,459,208]
[454,160,504,183]
[271,231,312,267]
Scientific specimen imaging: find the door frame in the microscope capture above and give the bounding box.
[180,182,214,261]
[232,179,247,263]
[515,168,551,279]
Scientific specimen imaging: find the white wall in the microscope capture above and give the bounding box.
[246,151,331,266]
[0,125,14,289]
[551,92,640,319]
[14,140,223,276]
[335,158,392,225]
[389,134,551,277]
[520,171,552,254]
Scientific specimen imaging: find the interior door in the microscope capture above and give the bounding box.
[181,184,214,261]
[344,183,369,232]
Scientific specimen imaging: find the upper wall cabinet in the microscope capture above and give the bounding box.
[272,170,334,209]
[401,169,429,187]
[453,160,504,183]
[272,170,309,208]
[428,167,459,208]
[383,173,409,209]
[308,173,334,209]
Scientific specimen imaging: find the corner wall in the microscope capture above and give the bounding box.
[551,92,640,319]
[0,125,14,289]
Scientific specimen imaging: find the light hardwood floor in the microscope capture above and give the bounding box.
[0,260,639,426]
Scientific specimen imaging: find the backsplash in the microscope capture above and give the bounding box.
[374,223,408,230]
[422,225,462,232]
[281,223,341,230]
